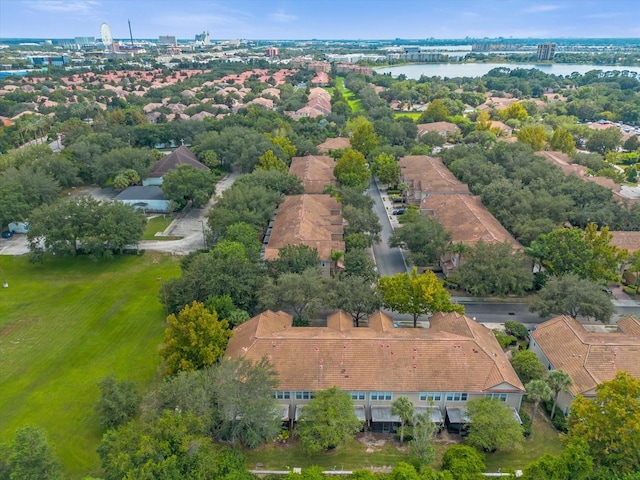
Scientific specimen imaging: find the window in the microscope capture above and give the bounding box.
[295,391,314,400]
[370,391,393,401]
[273,391,290,400]
[419,392,442,402]
[349,391,366,401]
[445,392,468,402]
[485,393,507,402]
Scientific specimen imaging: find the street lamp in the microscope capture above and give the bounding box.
[156,277,168,316]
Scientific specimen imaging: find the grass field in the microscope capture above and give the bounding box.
[0,253,181,478]
[394,112,421,120]
[335,76,364,113]
[142,215,181,240]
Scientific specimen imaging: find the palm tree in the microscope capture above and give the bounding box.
[391,396,414,443]
[546,370,573,419]
[525,379,552,438]
[330,249,344,278]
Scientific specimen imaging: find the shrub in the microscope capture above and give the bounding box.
[504,320,528,340]
[493,329,517,350]
[623,285,638,295]
[542,399,568,433]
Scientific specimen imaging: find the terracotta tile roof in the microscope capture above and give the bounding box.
[225,310,525,393]
[264,194,344,261]
[536,151,588,177]
[289,155,336,194]
[617,317,640,336]
[531,316,640,396]
[399,156,469,197]
[609,231,640,253]
[149,145,209,178]
[317,137,351,153]
[420,194,519,248]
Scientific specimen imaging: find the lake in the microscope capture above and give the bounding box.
[376,63,640,79]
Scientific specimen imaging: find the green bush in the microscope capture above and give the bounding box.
[493,329,517,350]
[623,285,637,295]
[504,320,528,340]
[519,408,531,437]
[542,399,568,433]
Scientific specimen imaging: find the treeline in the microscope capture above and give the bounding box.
[441,142,640,245]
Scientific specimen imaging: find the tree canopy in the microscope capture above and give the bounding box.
[379,267,464,327]
[390,215,451,267]
[510,350,547,385]
[333,149,371,189]
[465,398,524,453]
[159,301,232,376]
[161,164,217,209]
[296,386,363,454]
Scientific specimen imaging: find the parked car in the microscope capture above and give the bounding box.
[392,208,406,215]
[1,231,13,239]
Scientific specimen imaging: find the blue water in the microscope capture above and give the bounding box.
[376,63,640,78]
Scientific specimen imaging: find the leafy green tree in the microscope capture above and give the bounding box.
[529,274,615,324]
[586,127,623,155]
[526,379,553,435]
[95,375,140,430]
[256,149,288,172]
[545,370,573,420]
[538,224,627,282]
[97,411,246,480]
[27,197,145,260]
[419,99,448,123]
[441,445,485,480]
[627,165,638,183]
[624,135,640,152]
[329,275,382,327]
[233,168,303,195]
[159,301,232,376]
[456,241,534,296]
[259,268,326,321]
[499,103,529,122]
[517,125,547,151]
[112,168,141,190]
[567,371,640,473]
[408,412,438,468]
[550,128,576,155]
[161,165,217,209]
[391,396,414,444]
[504,320,529,340]
[210,357,282,447]
[344,248,378,283]
[347,116,379,156]
[222,222,262,263]
[373,152,400,187]
[510,350,547,385]
[465,398,523,453]
[342,204,381,244]
[379,268,464,327]
[296,387,363,454]
[390,215,451,267]
[333,149,370,189]
[266,244,320,277]
[7,426,63,480]
[522,440,593,480]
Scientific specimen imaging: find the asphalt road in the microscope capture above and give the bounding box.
[367,178,408,276]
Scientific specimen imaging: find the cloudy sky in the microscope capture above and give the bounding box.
[1,0,639,40]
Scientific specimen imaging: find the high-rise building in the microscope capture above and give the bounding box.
[74,37,96,47]
[195,31,210,45]
[158,35,177,46]
[537,43,556,61]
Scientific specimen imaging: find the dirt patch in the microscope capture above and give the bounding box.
[356,433,389,453]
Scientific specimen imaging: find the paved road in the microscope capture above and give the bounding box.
[367,178,407,276]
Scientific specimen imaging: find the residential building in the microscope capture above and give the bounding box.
[158,35,177,46]
[224,310,525,432]
[289,155,337,194]
[420,194,520,275]
[417,122,461,137]
[537,43,556,61]
[317,137,351,153]
[143,145,209,186]
[263,194,344,276]
[114,186,170,213]
[399,155,469,204]
[529,315,640,415]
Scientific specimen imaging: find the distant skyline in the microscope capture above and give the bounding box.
[1,0,639,40]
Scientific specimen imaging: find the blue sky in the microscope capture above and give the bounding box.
[1,0,639,40]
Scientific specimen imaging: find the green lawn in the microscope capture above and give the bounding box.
[0,253,181,478]
[142,215,181,240]
[394,112,421,120]
[335,76,364,113]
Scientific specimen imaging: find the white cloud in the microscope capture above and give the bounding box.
[268,11,297,23]
[22,0,100,14]
[523,4,561,13]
